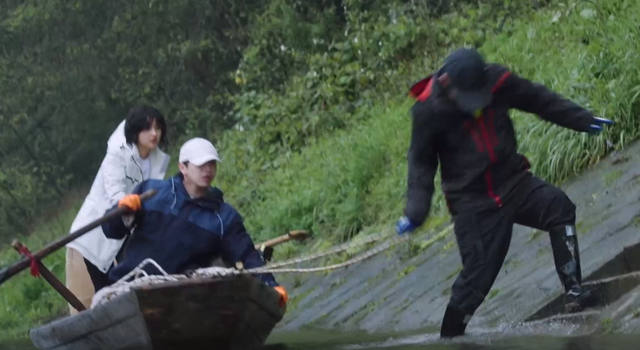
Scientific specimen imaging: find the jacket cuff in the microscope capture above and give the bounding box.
[264,279,279,288]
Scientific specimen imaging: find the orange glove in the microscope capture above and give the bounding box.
[274,286,288,307]
[118,194,142,211]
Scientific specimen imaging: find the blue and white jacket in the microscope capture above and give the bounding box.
[101,173,278,287]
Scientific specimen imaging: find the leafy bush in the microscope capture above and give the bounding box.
[0,196,82,340]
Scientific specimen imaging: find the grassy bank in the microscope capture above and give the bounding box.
[0,197,83,340]
[216,0,640,246]
[2,0,640,340]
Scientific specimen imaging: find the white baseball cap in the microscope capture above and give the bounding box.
[178,137,222,166]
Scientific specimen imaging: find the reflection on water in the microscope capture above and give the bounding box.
[3,331,640,350]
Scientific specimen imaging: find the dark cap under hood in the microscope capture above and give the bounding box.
[437,47,493,114]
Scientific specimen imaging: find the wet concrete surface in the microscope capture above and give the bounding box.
[273,140,640,336]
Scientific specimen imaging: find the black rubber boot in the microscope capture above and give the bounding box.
[549,225,594,312]
[440,305,470,338]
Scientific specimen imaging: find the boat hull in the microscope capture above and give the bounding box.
[29,275,285,350]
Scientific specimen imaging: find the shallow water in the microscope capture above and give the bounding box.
[4,330,640,350]
[266,331,640,350]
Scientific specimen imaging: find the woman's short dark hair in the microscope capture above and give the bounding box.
[124,106,168,148]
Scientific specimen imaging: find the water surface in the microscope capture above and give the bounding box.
[265,329,640,350]
[5,330,640,350]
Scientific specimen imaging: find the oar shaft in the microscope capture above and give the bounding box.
[13,241,86,312]
[255,230,310,249]
[0,189,157,286]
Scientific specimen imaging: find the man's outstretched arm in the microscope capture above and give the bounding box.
[498,67,612,133]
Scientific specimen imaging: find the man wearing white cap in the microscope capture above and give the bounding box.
[99,137,288,306]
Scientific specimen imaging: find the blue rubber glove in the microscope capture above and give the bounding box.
[396,216,418,235]
[589,117,613,135]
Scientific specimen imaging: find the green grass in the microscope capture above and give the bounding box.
[208,0,640,250]
[0,197,83,340]
[479,1,640,186]
[4,0,640,340]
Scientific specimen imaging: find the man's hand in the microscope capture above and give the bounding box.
[589,117,613,135]
[118,194,142,211]
[274,286,288,307]
[396,216,418,235]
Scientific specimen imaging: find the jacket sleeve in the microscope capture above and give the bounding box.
[101,181,146,240]
[221,213,279,287]
[403,103,439,226]
[101,145,128,206]
[500,69,596,132]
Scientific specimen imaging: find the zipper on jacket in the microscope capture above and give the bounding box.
[478,119,497,163]
[480,109,502,207]
[468,109,503,207]
[473,71,510,207]
[130,155,144,183]
[484,165,503,207]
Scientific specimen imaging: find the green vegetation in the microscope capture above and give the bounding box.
[487,288,501,300]
[604,169,624,187]
[600,317,615,333]
[0,195,82,339]
[2,0,640,340]
[528,230,545,242]
[218,0,640,247]
[397,265,417,278]
[445,266,463,281]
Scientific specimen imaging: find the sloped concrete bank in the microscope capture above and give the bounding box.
[272,140,640,336]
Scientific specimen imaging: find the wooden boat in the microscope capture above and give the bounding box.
[0,190,308,350]
[29,275,286,350]
[0,226,310,350]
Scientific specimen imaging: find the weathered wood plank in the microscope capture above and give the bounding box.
[30,292,152,350]
[135,275,285,350]
[46,316,151,350]
[29,276,284,350]
[136,275,285,320]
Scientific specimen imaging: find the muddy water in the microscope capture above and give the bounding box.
[264,331,640,350]
[265,330,640,350]
[4,332,640,350]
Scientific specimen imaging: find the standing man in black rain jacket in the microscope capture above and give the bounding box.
[394,48,613,338]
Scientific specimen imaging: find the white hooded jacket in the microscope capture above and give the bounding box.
[66,120,170,273]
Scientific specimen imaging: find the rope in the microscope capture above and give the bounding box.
[90,225,453,308]
[91,234,405,308]
[91,259,189,308]
[195,233,411,276]
[263,231,394,269]
[17,246,40,278]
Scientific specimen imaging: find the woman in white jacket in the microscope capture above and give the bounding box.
[65,106,170,314]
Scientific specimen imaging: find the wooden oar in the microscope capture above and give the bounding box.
[12,240,87,311]
[254,230,311,263]
[255,230,311,250]
[0,189,157,286]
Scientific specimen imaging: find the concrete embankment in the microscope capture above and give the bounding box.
[274,140,640,336]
